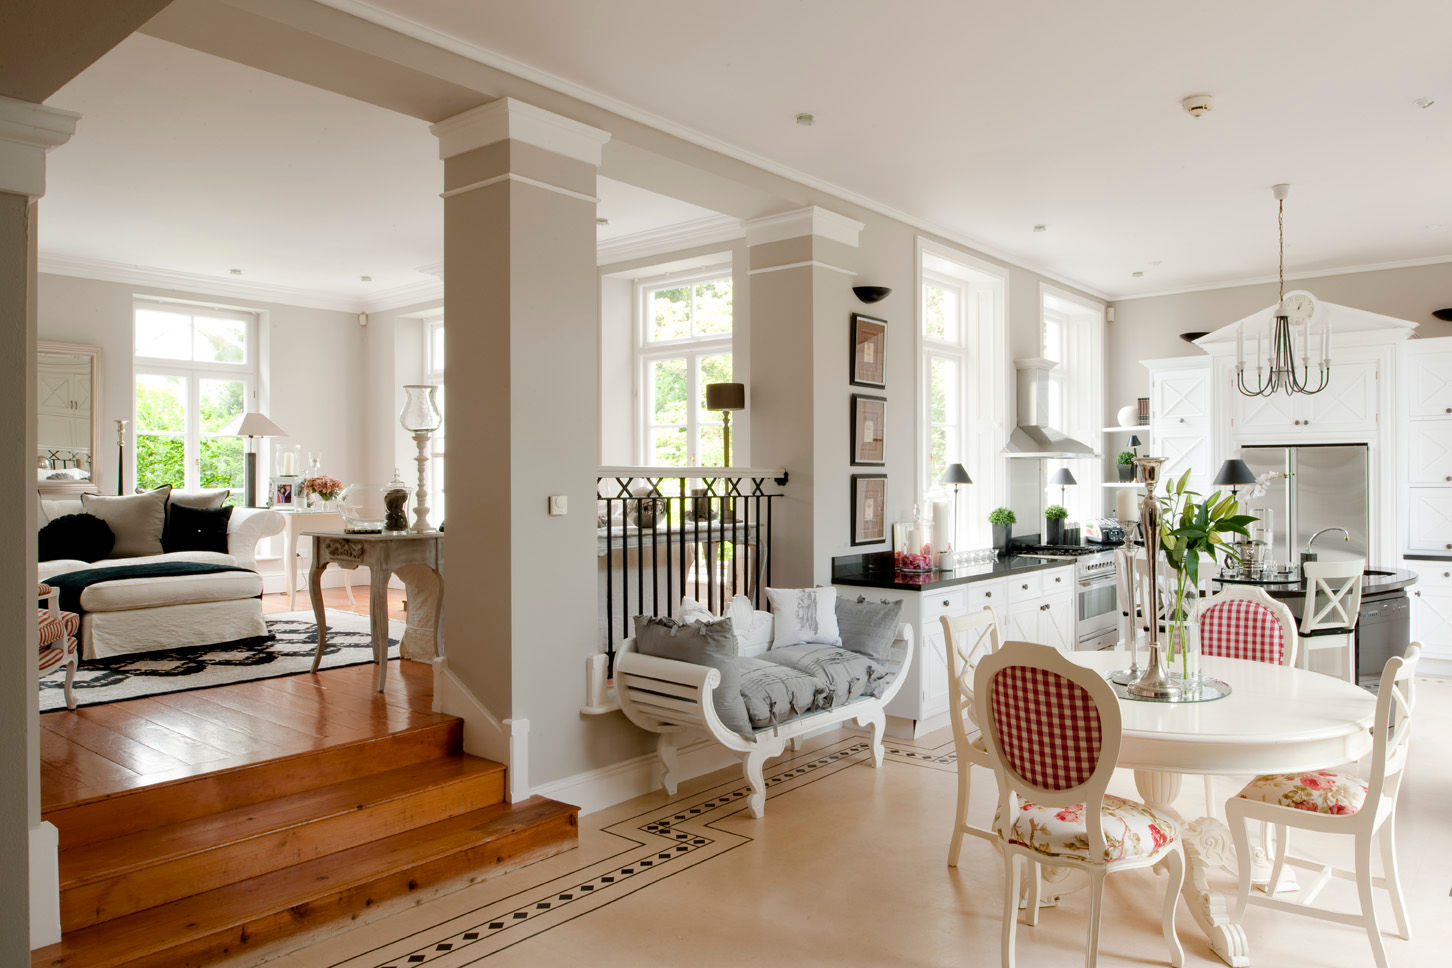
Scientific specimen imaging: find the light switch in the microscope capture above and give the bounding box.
[548,495,568,516]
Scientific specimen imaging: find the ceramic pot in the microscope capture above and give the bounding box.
[1045,518,1064,545]
[992,523,1012,555]
[1118,463,1135,482]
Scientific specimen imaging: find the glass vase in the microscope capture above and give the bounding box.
[1169,619,1202,694]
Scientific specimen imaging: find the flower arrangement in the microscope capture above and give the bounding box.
[988,507,1016,525]
[302,474,344,502]
[1044,504,1069,520]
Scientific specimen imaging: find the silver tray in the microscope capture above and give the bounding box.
[1106,672,1232,703]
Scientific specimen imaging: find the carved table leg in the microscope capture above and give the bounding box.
[308,558,328,673]
[1135,770,1251,967]
[369,564,391,692]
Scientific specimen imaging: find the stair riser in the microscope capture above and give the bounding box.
[49,719,462,850]
[61,768,504,931]
[36,810,578,968]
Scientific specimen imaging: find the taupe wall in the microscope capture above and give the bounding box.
[1105,262,1452,425]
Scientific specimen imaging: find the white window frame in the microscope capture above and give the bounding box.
[915,240,1009,549]
[423,313,445,521]
[1039,284,1106,528]
[635,266,733,467]
[132,299,258,493]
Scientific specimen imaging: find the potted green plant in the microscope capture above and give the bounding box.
[1116,450,1136,482]
[989,507,1015,555]
[1043,504,1069,545]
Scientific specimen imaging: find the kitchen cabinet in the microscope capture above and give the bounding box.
[1405,344,1452,419]
[1229,360,1378,438]
[1407,420,1452,486]
[1145,358,1213,496]
[1151,366,1210,424]
[1406,561,1452,660]
[1407,487,1452,555]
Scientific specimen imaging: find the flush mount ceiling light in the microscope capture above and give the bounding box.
[1181,94,1215,117]
[1033,224,1047,233]
[1132,270,1144,278]
[360,275,372,283]
[1236,183,1331,397]
[229,268,242,276]
[795,112,815,126]
[1414,96,1436,109]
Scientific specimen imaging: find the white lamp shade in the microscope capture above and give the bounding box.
[399,385,443,432]
[227,411,288,438]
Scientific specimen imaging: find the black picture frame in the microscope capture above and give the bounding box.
[851,393,886,466]
[851,474,888,546]
[850,313,887,388]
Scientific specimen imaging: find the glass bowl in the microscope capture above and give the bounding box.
[339,481,413,533]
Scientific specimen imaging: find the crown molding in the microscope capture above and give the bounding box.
[596,214,743,267]
[358,278,443,313]
[430,96,611,164]
[1114,254,1452,303]
[744,206,864,249]
[0,95,79,197]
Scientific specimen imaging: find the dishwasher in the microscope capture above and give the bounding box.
[1357,596,1410,688]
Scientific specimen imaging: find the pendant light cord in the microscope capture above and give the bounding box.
[1278,198,1285,305]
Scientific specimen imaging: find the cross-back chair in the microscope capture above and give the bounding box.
[1298,558,1364,682]
[941,607,1004,867]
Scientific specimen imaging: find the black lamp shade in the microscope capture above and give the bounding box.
[1129,435,1142,447]
[940,463,972,485]
[1213,458,1257,487]
[1048,467,1077,486]
[705,382,746,411]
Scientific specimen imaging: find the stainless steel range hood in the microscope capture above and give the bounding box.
[1002,358,1098,459]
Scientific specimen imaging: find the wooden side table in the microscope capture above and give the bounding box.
[279,508,355,611]
[306,531,444,691]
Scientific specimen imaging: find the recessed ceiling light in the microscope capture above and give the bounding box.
[1132,271,1144,278]
[795,112,815,127]
[596,217,610,225]
[229,268,242,276]
[1149,260,1162,267]
[360,275,372,283]
[1414,96,1436,109]
[1033,224,1047,233]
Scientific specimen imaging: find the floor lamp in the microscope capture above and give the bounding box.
[939,463,972,552]
[227,412,288,508]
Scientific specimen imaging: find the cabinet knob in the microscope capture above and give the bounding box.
[984,591,992,598]
[1055,576,1062,583]
[1446,407,1451,414]
[943,600,951,607]
[1444,572,1449,578]
[1179,417,1185,423]
[1415,590,1421,597]
[1021,583,1029,590]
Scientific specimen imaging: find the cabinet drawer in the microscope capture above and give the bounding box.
[922,589,966,624]
[1042,567,1073,598]
[1007,572,1043,601]
[1405,561,1452,589]
[967,579,1006,613]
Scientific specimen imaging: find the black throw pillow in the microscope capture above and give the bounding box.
[163,504,233,554]
[38,513,116,563]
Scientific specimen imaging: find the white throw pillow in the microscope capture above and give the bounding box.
[725,595,774,657]
[678,596,717,625]
[765,586,841,649]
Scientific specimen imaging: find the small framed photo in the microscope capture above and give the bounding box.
[850,313,887,388]
[851,393,886,466]
[851,474,887,546]
[272,477,300,507]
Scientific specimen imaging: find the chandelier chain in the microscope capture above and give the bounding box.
[1278,199,1285,305]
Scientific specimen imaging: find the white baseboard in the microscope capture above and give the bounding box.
[430,659,530,802]
[532,735,739,816]
[30,822,59,950]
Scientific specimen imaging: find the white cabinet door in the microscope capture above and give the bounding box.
[1002,600,1041,643]
[1152,368,1209,424]
[1153,428,1212,495]
[920,625,950,718]
[1407,420,1452,486]
[1230,388,1297,438]
[1411,585,1452,659]
[1406,343,1452,419]
[1407,487,1452,555]
[1039,595,1076,652]
[1299,360,1377,434]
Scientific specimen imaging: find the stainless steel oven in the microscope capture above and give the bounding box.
[1077,571,1119,650]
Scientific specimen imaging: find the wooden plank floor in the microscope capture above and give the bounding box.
[41,586,433,812]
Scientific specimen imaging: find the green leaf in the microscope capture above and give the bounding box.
[1186,552,1200,587]
[1176,469,1191,494]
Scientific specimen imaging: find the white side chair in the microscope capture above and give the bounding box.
[941,607,1004,867]
[1298,558,1364,682]
[1227,644,1421,968]
[977,640,1185,968]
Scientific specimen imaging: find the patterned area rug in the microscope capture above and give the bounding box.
[39,610,403,713]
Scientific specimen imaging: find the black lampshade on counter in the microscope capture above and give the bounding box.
[1212,459,1256,488]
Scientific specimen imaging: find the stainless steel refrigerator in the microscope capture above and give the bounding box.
[1238,444,1370,564]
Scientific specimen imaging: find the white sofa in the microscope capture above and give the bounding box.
[38,495,284,659]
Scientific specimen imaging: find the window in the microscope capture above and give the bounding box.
[424,315,446,522]
[1040,286,1106,527]
[133,302,256,497]
[917,243,1008,548]
[637,272,733,466]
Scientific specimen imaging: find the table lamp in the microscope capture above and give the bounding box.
[939,463,972,552]
[227,411,288,507]
[705,382,746,467]
[1049,466,1077,507]
[1212,458,1257,500]
[400,385,443,531]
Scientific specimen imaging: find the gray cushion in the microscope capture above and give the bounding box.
[736,657,824,728]
[168,488,230,509]
[633,616,753,738]
[81,486,170,558]
[836,595,902,660]
[767,644,886,708]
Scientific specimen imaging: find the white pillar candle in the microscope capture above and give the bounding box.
[932,499,954,559]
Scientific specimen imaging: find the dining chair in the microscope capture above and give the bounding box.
[38,582,79,710]
[1227,644,1421,968]
[1297,558,1364,682]
[941,607,1004,868]
[976,640,1185,968]
[1195,584,1299,668]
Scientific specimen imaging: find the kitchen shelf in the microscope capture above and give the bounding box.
[1101,426,1148,433]
[1103,482,1144,488]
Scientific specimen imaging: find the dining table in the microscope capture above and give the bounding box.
[1060,650,1379,967]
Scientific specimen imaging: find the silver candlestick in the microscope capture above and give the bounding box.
[1128,456,1182,700]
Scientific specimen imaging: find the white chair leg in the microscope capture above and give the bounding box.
[947,764,970,867]
[1023,861,1043,927]
[1002,850,1022,968]
[1084,869,1105,968]
[63,655,77,710]
[1162,847,1186,968]
[1379,815,1411,940]
[1228,808,1253,922]
[1267,823,1290,896]
[1356,832,1389,968]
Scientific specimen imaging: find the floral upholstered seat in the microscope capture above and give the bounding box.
[1235,770,1368,816]
[1000,795,1178,863]
[38,582,80,709]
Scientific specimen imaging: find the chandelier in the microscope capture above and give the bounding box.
[1235,183,1331,397]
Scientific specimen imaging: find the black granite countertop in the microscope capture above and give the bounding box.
[1213,567,1418,599]
[831,552,1075,592]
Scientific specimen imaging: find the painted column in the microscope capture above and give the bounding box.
[0,93,78,953]
[744,207,863,584]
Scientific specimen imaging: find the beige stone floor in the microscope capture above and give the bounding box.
[266,676,1452,968]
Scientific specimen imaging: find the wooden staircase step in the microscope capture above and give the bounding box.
[32,796,578,968]
[46,715,462,849]
[60,754,506,930]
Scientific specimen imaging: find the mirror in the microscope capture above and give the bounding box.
[37,342,100,487]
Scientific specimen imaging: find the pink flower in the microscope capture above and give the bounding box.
[1300,774,1332,791]
[1329,803,1353,815]
[1149,824,1169,851]
[1293,800,1317,812]
[1054,804,1085,823]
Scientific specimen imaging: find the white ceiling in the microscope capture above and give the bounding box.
[42,34,724,310]
[343,0,1452,298]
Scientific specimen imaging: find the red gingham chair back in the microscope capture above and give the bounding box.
[986,661,1103,792]
[1200,597,1286,665]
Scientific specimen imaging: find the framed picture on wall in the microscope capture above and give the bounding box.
[851,474,887,545]
[850,313,887,388]
[851,393,886,465]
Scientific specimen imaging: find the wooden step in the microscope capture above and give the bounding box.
[45,715,462,850]
[33,796,578,968]
[60,754,506,930]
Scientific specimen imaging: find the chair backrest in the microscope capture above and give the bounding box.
[1367,644,1420,808]
[1193,585,1298,666]
[1300,558,1365,634]
[975,640,1123,862]
[940,607,1001,764]
[1114,546,1135,646]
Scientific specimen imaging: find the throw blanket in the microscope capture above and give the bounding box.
[45,562,257,616]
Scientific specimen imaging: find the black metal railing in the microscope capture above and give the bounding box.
[597,467,788,670]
